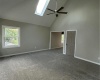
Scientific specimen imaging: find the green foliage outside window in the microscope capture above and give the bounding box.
[5,28,18,45]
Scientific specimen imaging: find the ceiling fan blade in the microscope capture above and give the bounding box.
[57,7,64,12]
[57,12,68,14]
[47,8,55,12]
[56,14,58,17]
[47,13,54,15]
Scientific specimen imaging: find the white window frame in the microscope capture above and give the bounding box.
[2,25,20,48]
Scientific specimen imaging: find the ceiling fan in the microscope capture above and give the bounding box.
[47,0,68,17]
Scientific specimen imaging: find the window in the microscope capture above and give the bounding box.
[35,0,50,16]
[2,25,20,48]
[61,34,64,44]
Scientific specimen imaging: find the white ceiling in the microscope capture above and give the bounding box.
[0,0,67,27]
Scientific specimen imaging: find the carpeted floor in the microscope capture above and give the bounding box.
[0,48,99,80]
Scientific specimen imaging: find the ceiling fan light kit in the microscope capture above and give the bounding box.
[47,0,68,17]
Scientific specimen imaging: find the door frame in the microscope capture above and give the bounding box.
[65,30,77,56]
[49,31,65,54]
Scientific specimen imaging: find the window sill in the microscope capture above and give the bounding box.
[2,45,20,49]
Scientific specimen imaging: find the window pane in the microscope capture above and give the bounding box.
[61,34,64,43]
[35,0,50,16]
[5,28,18,37]
[2,26,20,48]
[5,37,19,46]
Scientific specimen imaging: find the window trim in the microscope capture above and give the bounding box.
[2,25,20,48]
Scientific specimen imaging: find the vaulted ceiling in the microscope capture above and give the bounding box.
[0,0,67,27]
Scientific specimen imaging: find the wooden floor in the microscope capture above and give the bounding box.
[0,48,99,80]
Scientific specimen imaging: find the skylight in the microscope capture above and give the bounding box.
[35,0,50,16]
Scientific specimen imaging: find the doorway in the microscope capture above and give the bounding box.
[50,31,65,54]
[66,30,76,56]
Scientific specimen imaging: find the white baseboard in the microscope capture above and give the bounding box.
[0,49,49,58]
[1,49,99,66]
[74,56,100,65]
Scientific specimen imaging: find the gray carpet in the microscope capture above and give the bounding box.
[0,48,99,80]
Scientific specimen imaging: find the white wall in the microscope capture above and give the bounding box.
[51,0,99,65]
[0,18,50,56]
